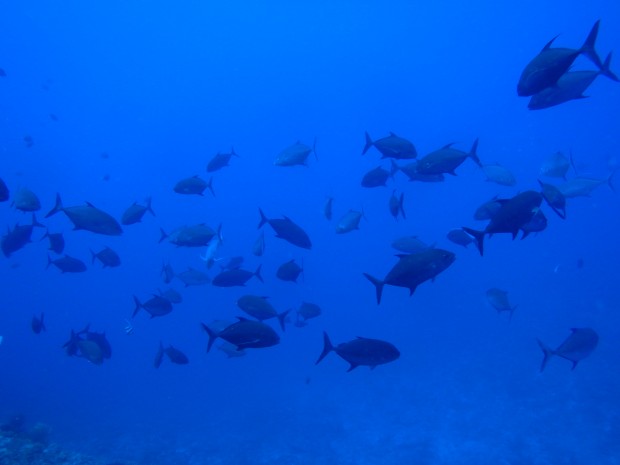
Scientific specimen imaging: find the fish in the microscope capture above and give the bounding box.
[486,288,517,320]
[388,190,406,220]
[537,328,598,372]
[207,148,239,172]
[158,288,183,304]
[274,140,316,166]
[398,162,445,182]
[218,341,247,358]
[220,256,244,270]
[295,302,321,327]
[90,246,121,268]
[362,132,416,159]
[0,178,9,202]
[176,267,210,287]
[46,254,87,273]
[121,197,155,225]
[539,151,570,179]
[481,163,516,186]
[154,343,164,368]
[252,231,265,257]
[520,210,547,239]
[335,209,364,234]
[62,325,111,365]
[155,342,189,367]
[40,229,65,254]
[236,295,290,331]
[2,214,44,257]
[199,225,223,268]
[160,223,218,247]
[201,318,280,352]
[132,295,173,318]
[324,197,333,220]
[23,135,34,148]
[446,229,475,248]
[173,175,215,196]
[517,20,603,96]
[556,174,615,198]
[161,261,175,283]
[123,319,133,335]
[390,236,433,254]
[212,265,263,287]
[363,248,456,304]
[258,209,312,249]
[12,188,41,212]
[316,332,400,371]
[538,180,566,219]
[45,194,123,236]
[528,53,619,110]
[463,190,543,255]
[415,139,481,176]
[31,312,46,334]
[360,163,397,188]
[276,259,303,283]
[473,196,503,221]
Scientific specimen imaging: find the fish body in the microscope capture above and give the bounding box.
[388,190,406,220]
[556,175,614,198]
[0,178,9,201]
[274,140,316,166]
[362,132,416,159]
[13,188,41,212]
[176,267,210,286]
[276,259,303,282]
[537,328,598,371]
[90,246,121,267]
[41,230,65,254]
[390,236,432,254]
[539,151,570,179]
[482,164,516,186]
[202,318,280,352]
[160,223,217,247]
[486,288,517,319]
[2,215,43,257]
[415,139,481,175]
[31,312,46,334]
[47,254,87,273]
[258,209,311,249]
[538,180,567,219]
[336,210,363,234]
[316,332,400,371]
[236,295,289,331]
[207,148,238,172]
[161,261,175,283]
[121,197,155,225]
[446,229,475,248]
[133,295,173,318]
[45,194,122,236]
[252,231,265,256]
[296,302,321,327]
[174,176,214,196]
[212,265,263,287]
[158,288,183,304]
[361,165,393,188]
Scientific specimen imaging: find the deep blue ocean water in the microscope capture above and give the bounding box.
[1,1,619,464]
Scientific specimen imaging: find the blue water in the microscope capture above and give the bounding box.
[1,1,619,464]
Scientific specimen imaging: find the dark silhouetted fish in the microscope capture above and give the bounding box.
[62,325,111,365]
[13,188,41,212]
[218,341,247,358]
[473,196,504,221]
[481,163,516,186]
[316,332,400,371]
[274,140,316,166]
[2,214,44,257]
[529,53,619,109]
[363,248,455,304]
[31,312,46,334]
[155,342,189,367]
[446,229,475,248]
[236,295,290,331]
[161,261,175,283]
[258,209,312,249]
[174,175,214,196]
[121,197,155,225]
[176,267,210,287]
[202,318,280,352]
[158,287,183,304]
[0,178,9,202]
[390,236,432,254]
[362,132,416,159]
[220,256,244,270]
[47,254,87,273]
[388,190,406,220]
[276,259,303,283]
[212,265,263,287]
[520,210,547,238]
[41,229,64,254]
[537,328,598,372]
[252,231,265,257]
[324,196,333,220]
[46,194,123,236]
[160,223,217,247]
[361,163,396,188]
[207,148,238,172]
[486,288,517,320]
[556,174,615,198]
[90,246,121,268]
[463,190,543,255]
[517,20,603,96]
[538,180,566,219]
[336,209,364,234]
[539,151,570,179]
[132,295,173,318]
[398,161,445,182]
[415,139,481,175]
[295,302,321,327]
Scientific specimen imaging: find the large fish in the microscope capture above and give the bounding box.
[90,246,121,268]
[363,248,455,304]
[2,214,44,257]
[539,151,571,179]
[236,295,290,331]
[537,328,598,372]
[360,163,397,188]
[414,139,481,176]
[46,194,123,236]
[335,209,364,234]
[173,175,214,196]
[133,294,173,318]
[160,223,218,247]
[41,229,65,254]
[316,332,400,371]
[362,132,416,159]
[47,254,87,273]
[207,148,238,172]
[201,318,280,352]
[121,197,155,225]
[258,209,312,249]
[529,52,619,110]
[274,140,316,166]
[295,302,321,327]
[13,187,41,212]
[212,265,263,287]
[486,288,517,320]
[276,259,303,283]
[517,20,603,96]
[388,190,406,220]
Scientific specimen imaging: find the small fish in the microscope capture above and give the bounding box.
[336,209,364,234]
[362,132,416,159]
[207,148,239,172]
[199,225,223,269]
[481,163,516,186]
[324,196,333,221]
[446,229,475,248]
[537,328,599,372]
[132,295,173,318]
[121,197,155,225]
[41,230,65,254]
[539,151,570,179]
[274,140,317,166]
[388,190,406,220]
[31,313,46,334]
[46,254,87,273]
[276,259,304,283]
[316,332,400,371]
[252,231,265,257]
[90,246,121,268]
[123,319,133,335]
[486,288,517,320]
[174,175,215,196]
[161,261,175,283]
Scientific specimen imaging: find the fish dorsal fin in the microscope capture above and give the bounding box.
[542,35,559,51]
[395,254,410,258]
[86,201,97,208]
[347,363,359,372]
[389,131,398,137]
[236,316,250,322]
[442,142,455,149]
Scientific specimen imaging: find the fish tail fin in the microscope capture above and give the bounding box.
[315,331,334,365]
[363,273,385,305]
[606,170,617,192]
[257,208,268,229]
[145,196,156,217]
[154,342,164,368]
[254,264,263,283]
[462,227,484,256]
[158,228,168,243]
[362,131,373,155]
[45,193,63,218]
[312,137,318,161]
[277,309,291,332]
[231,147,239,157]
[132,296,142,317]
[89,249,97,264]
[389,159,400,177]
[46,254,53,269]
[201,322,218,352]
[469,138,482,167]
[206,176,215,197]
[398,192,406,219]
[598,52,620,82]
[537,338,554,372]
[581,19,603,69]
[31,213,44,228]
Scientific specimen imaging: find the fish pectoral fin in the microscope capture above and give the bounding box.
[346,363,359,372]
[408,286,417,296]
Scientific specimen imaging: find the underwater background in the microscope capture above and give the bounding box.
[1,1,619,464]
